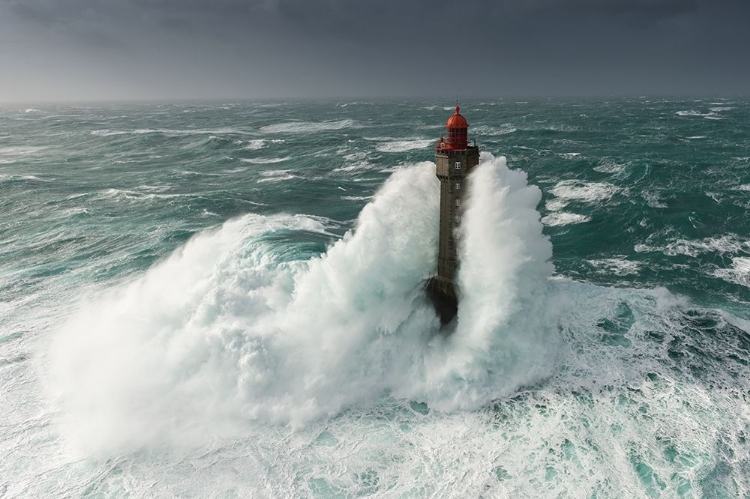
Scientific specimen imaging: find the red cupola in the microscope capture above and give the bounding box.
[437,106,469,150]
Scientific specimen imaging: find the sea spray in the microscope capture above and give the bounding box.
[402,153,558,409]
[47,155,560,455]
[47,163,440,453]
[46,213,323,454]
[245,161,441,425]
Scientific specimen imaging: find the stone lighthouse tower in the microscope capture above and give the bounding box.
[427,106,480,324]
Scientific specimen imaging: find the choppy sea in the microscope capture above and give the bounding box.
[1,98,750,497]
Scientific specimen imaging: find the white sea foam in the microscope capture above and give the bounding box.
[333,162,373,173]
[642,191,667,208]
[471,124,517,136]
[541,212,591,226]
[0,146,48,156]
[90,128,252,137]
[256,170,297,183]
[96,188,181,202]
[546,180,619,213]
[635,234,750,257]
[240,157,291,164]
[713,257,750,288]
[244,139,266,150]
[334,151,374,172]
[545,197,569,212]
[341,195,372,201]
[0,173,48,182]
[676,110,724,120]
[375,139,433,153]
[243,139,284,150]
[257,175,295,183]
[260,119,355,134]
[710,107,734,112]
[594,159,627,174]
[588,258,641,276]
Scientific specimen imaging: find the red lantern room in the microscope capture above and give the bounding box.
[439,106,469,150]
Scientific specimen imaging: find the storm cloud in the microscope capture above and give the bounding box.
[1,0,748,101]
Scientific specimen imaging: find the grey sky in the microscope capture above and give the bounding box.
[1,0,748,102]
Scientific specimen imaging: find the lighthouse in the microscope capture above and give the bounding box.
[426,106,480,325]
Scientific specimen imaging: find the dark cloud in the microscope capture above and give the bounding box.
[8,2,56,26]
[0,0,748,101]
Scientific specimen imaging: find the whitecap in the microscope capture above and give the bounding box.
[587,258,641,276]
[259,169,292,176]
[0,146,48,156]
[223,167,248,174]
[375,139,433,153]
[635,235,750,257]
[642,191,667,208]
[240,157,291,164]
[713,257,750,288]
[333,162,373,173]
[594,160,626,174]
[91,128,252,137]
[341,195,373,201]
[244,139,266,150]
[257,170,297,183]
[242,138,284,150]
[545,198,568,212]
[97,188,181,202]
[547,180,620,209]
[260,119,355,134]
[541,212,591,226]
[342,151,367,161]
[472,124,517,136]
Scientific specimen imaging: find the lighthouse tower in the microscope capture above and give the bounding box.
[427,106,480,324]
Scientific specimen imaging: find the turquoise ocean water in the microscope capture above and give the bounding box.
[1,99,750,497]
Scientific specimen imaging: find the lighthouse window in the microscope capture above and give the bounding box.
[455,162,461,170]
[455,182,460,190]
[455,199,460,207]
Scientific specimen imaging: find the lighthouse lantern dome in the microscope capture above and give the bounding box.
[445,106,469,149]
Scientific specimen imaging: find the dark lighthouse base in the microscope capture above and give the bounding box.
[425,276,458,325]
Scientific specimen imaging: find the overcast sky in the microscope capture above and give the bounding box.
[1,0,748,102]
